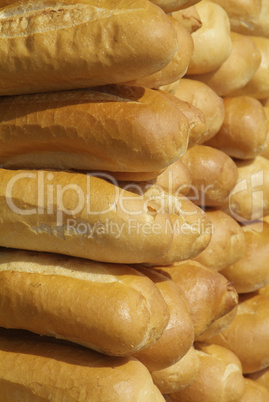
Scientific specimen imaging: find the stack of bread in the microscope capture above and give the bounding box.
[0,0,268,400]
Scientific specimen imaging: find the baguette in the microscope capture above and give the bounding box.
[186,1,232,75]
[0,249,170,356]
[181,145,238,207]
[124,18,194,89]
[206,96,268,159]
[133,267,194,372]
[169,344,245,402]
[175,78,225,143]
[153,261,238,338]
[0,86,189,173]
[151,346,200,394]
[0,0,178,96]
[0,328,165,401]
[194,33,262,97]
[241,378,269,402]
[220,222,269,293]
[0,168,176,264]
[207,292,269,373]
[193,210,246,271]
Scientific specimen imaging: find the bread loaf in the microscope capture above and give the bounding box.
[193,210,246,271]
[229,36,269,99]
[0,328,165,401]
[241,378,269,402]
[206,96,268,159]
[168,344,245,402]
[153,261,238,338]
[0,0,178,95]
[223,156,269,222]
[181,145,238,207]
[132,267,194,372]
[186,0,232,75]
[220,222,269,293]
[172,6,202,33]
[211,0,269,38]
[124,18,194,88]
[0,168,176,264]
[175,78,225,143]
[0,249,170,356]
[151,346,200,394]
[0,86,189,173]
[207,292,269,373]
[193,33,262,97]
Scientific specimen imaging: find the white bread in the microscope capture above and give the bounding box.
[0,249,170,356]
[206,96,268,159]
[133,267,194,372]
[0,168,176,264]
[241,378,269,402]
[187,1,232,75]
[0,328,165,401]
[0,0,178,96]
[172,6,202,33]
[194,33,262,97]
[0,86,189,173]
[124,18,194,89]
[248,367,269,392]
[150,0,200,13]
[174,78,225,143]
[169,343,245,402]
[211,0,269,38]
[153,261,238,338]
[151,346,200,394]
[197,306,238,341]
[193,210,246,271]
[207,292,269,373]
[0,168,212,266]
[229,36,269,100]
[181,145,238,207]
[220,221,269,293]
[223,156,269,222]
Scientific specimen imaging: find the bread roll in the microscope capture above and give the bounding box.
[261,106,269,159]
[207,292,269,373]
[159,80,180,95]
[193,210,246,271]
[160,92,206,147]
[220,222,269,293]
[197,306,238,341]
[149,0,200,13]
[229,37,269,100]
[0,86,189,173]
[124,18,194,88]
[169,344,245,402]
[151,346,200,394]
[0,0,178,96]
[181,145,238,207]
[0,249,170,356]
[133,267,194,372]
[175,78,225,143]
[193,33,262,97]
[223,156,269,222]
[248,367,269,391]
[0,328,165,401]
[0,168,212,266]
[172,6,202,33]
[211,0,269,38]
[206,96,268,159]
[241,378,269,402]
[119,159,192,196]
[131,190,212,265]
[153,261,238,338]
[187,1,232,75]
